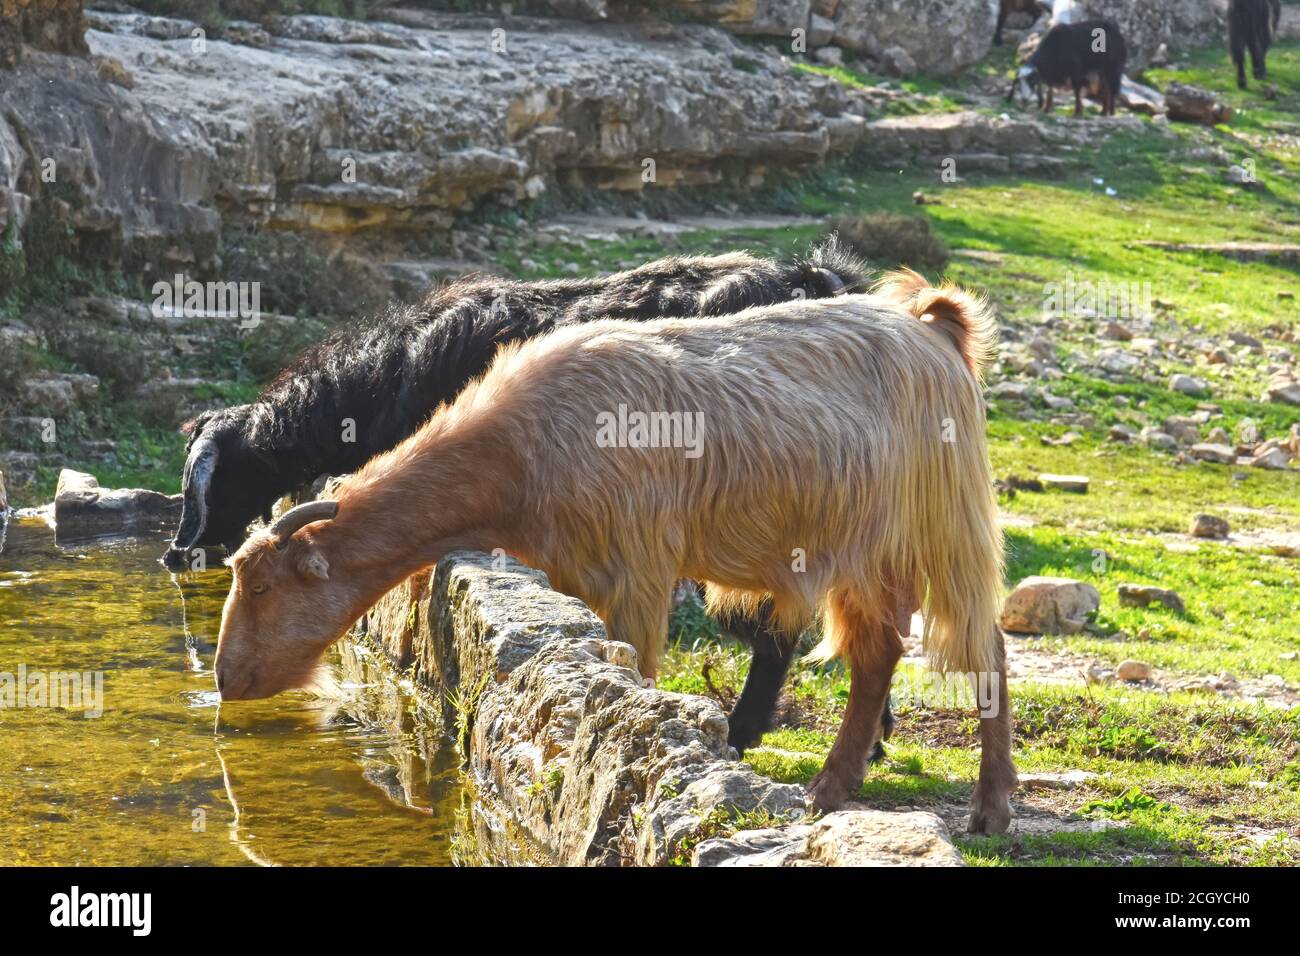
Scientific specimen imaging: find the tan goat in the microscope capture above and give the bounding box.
[213,272,1016,832]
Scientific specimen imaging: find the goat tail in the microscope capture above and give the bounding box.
[910,451,1005,677]
[872,268,998,381]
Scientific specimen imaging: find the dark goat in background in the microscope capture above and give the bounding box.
[165,239,872,754]
[1229,0,1281,89]
[1008,18,1128,117]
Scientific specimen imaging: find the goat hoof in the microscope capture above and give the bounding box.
[726,726,762,755]
[967,794,1013,835]
[640,676,656,689]
[806,769,858,814]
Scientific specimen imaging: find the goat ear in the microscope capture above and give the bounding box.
[181,411,213,438]
[297,549,330,581]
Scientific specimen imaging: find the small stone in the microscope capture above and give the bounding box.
[1228,330,1263,351]
[1098,349,1141,376]
[1000,576,1100,635]
[1263,374,1300,406]
[1108,423,1137,443]
[1188,442,1235,464]
[1103,320,1133,341]
[1162,416,1201,444]
[1019,770,1098,791]
[1189,514,1229,539]
[1214,671,1238,690]
[989,381,1033,401]
[602,641,639,671]
[1169,373,1211,397]
[1250,447,1291,470]
[1086,665,1115,685]
[813,45,844,66]
[1118,583,1186,614]
[1205,347,1232,365]
[1140,428,1178,451]
[1206,426,1231,445]
[880,45,918,78]
[1280,652,1298,662]
[1038,473,1089,493]
[1116,659,1152,682]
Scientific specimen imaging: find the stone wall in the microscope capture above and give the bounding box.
[356,550,964,866]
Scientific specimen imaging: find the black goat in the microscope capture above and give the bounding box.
[1007,18,1128,117]
[164,238,875,756]
[1229,0,1282,90]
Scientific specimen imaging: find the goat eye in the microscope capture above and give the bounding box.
[252,583,268,595]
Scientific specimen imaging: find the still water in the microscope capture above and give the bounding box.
[0,515,463,865]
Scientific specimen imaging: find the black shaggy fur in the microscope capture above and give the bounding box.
[1008,18,1128,117]
[1229,0,1282,90]
[165,238,875,755]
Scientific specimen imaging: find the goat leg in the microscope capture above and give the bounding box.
[807,597,903,813]
[967,631,1017,834]
[722,610,797,753]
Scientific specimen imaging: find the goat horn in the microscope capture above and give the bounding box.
[811,267,846,295]
[168,436,220,554]
[270,500,339,548]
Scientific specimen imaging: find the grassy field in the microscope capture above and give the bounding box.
[5,31,1298,865]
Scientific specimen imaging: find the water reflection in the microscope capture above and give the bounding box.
[0,517,461,866]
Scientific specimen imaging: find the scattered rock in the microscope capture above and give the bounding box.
[996,474,1044,496]
[1250,447,1291,470]
[1189,514,1229,539]
[880,45,919,78]
[1263,373,1300,406]
[693,809,963,867]
[1188,443,1235,465]
[1116,659,1153,682]
[1038,473,1089,493]
[1086,664,1116,685]
[1000,576,1100,635]
[1140,428,1178,452]
[0,452,38,487]
[1117,583,1186,614]
[1103,320,1134,341]
[1228,330,1263,351]
[1019,770,1098,791]
[1109,423,1137,443]
[16,373,100,417]
[989,381,1034,401]
[1163,416,1201,444]
[1098,349,1142,376]
[0,469,7,512]
[1163,82,1233,126]
[1168,373,1210,398]
[54,469,182,538]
